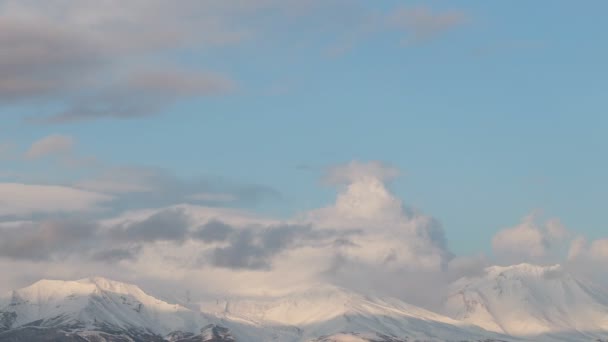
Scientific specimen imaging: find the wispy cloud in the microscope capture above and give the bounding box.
[0,183,111,217]
[25,134,74,159]
[387,6,468,45]
[0,1,470,122]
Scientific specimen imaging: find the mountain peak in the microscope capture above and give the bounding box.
[485,263,563,278]
[445,263,608,337]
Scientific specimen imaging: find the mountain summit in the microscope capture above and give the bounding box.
[0,278,505,341]
[2,271,608,341]
[0,277,209,341]
[444,263,608,340]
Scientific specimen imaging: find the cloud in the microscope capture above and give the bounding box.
[193,220,235,242]
[0,219,98,261]
[1,1,470,122]
[0,16,105,102]
[25,134,74,159]
[387,6,468,44]
[568,237,608,262]
[110,209,191,243]
[0,0,240,122]
[187,193,238,203]
[492,213,569,262]
[40,69,234,123]
[90,245,142,264]
[324,160,400,185]
[309,161,450,271]
[0,183,112,217]
[74,166,281,211]
[202,223,346,270]
[0,160,483,308]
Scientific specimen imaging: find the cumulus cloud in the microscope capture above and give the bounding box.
[308,161,450,272]
[568,237,608,262]
[324,160,400,185]
[24,134,74,159]
[0,160,485,308]
[492,213,569,262]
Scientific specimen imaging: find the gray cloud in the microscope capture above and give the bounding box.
[0,18,106,102]
[0,209,190,262]
[193,220,235,243]
[0,0,240,122]
[40,69,234,123]
[110,209,191,243]
[90,245,142,263]
[1,1,469,123]
[201,222,356,270]
[74,166,282,211]
[0,220,98,261]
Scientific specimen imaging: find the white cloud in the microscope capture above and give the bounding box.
[567,236,587,260]
[0,183,111,217]
[492,213,569,261]
[306,161,449,272]
[0,161,455,303]
[324,160,400,185]
[568,237,608,262]
[25,134,74,159]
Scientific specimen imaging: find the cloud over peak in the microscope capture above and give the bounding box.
[492,213,569,262]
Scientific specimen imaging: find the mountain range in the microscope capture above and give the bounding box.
[1,264,607,341]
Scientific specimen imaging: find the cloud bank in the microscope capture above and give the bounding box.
[0,160,605,310]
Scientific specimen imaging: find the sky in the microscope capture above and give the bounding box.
[1,0,608,306]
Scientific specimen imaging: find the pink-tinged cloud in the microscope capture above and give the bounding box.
[25,134,74,159]
[0,183,112,216]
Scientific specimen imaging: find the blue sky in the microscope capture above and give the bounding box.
[1,0,608,261]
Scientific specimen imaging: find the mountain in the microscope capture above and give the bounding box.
[0,278,506,342]
[444,263,608,341]
[0,277,216,341]
[199,284,508,342]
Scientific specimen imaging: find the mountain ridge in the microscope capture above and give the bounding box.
[1,267,608,341]
[444,263,608,340]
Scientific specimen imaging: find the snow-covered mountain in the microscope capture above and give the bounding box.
[3,269,608,341]
[0,277,506,342]
[200,284,506,342]
[444,263,608,341]
[0,277,214,341]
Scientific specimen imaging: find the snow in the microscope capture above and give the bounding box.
[2,267,608,341]
[0,277,206,335]
[199,283,501,341]
[444,263,608,340]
